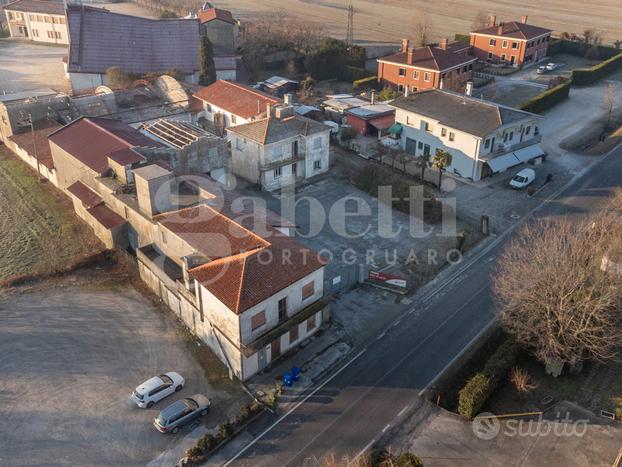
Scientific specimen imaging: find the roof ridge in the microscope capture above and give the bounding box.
[225,81,279,102]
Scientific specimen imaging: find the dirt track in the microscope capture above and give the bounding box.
[218,0,622,45]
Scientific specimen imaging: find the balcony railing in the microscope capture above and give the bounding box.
[485,134,542,158]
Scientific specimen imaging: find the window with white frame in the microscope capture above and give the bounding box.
[413,70,420,79]
[449,132,455,142]
[399,68,406,76]
[274,167,282,178]
[502,40,508,48]
[489,39,496,46]
[313,160,321,170]
[441,128,447,137]
[424,72,431,82]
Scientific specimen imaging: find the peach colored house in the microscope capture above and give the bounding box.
[470,16,552,68]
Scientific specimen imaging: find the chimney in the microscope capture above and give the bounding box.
[465,81,474,97]
[370,90,376,105]
[520,15,528,24]
[487,15,496,27]
[497,24,504,35]
[439,38,448,50]
[401,38,410,53]
[407,48,414,64]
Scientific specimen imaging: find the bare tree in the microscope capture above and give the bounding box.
[510,367,538,400]
[493,213,622,370]
[471,11,489,30]
[412,11,430,47]
[603,82,618,130]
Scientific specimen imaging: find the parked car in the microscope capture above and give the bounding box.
[130,372,185,408]
[153,395,210,434]
[536,65,547,74]
[546,62,558,71]
[509,168,536,189]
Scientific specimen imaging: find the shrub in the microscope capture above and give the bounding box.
[519,81,571,114]
[458,336,519,419]
[158,10,179,19]
[340,127,358,141]
[353,76,377,91]
[378,87,401,101]
[186,446,203,458]
[395,452,424,467]
[454,34,470,44]
[219,422,233,439]
[342,66,369,81]
[571,52,622,86]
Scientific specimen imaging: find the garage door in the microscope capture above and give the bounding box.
[486,153,521,173]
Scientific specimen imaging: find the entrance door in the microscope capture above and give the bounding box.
[258,348,267,369]
[510,56,516,66]
[405,138,417,155]
[271,338,281,360]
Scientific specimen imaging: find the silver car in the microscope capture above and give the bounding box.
[153,394,210,434]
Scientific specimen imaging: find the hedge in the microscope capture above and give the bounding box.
[454,34,470,44]
[571,52,622,86]
[342,65,370,82]
[353,75,377,91]
[548,38,619,61]
[519,81,571,114]
[458,336,519,419]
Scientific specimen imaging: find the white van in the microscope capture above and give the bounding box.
[510,168,536,189]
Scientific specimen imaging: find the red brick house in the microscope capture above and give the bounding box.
[470,16,552,67]
[377,39,477,94]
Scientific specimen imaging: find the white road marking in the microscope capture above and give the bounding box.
[381,423,391,433]
[347,437,377,467]
[397,405,409,417]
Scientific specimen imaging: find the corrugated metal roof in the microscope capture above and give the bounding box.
[66,6,200,75]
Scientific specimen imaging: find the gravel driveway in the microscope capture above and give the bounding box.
[0,285,220,466]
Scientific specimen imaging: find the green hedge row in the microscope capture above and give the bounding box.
[458,337,519,419]
[454,34,470,44]
[519,81,571,114]
[571,52,622,86]
[548,38,619,61]
[353,75,377,91]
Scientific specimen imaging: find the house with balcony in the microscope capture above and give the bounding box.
[390,89,544,181]
[470,15,552,67]
[377,39,476,94]
[227,103,331,191]
[3,0,68,44]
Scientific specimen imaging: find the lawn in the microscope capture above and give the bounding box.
[0,147,102,281]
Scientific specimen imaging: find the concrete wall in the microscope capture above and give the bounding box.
[50,141,102,190]
[136,137,228,175]
[5,139,58,186]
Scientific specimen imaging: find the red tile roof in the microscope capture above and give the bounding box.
[154,204,270,260]
[190,232,325,314]
[48,117,159,173]
[197,7,236,25]
[67,181,103,209]
[193,80,280,120]
[8,121,62,170]
[107,147,146,166]
[378,46,476,71]
[87,204,126,229]
[472,21,552,40]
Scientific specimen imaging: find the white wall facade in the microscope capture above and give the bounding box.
[5,9,69,45]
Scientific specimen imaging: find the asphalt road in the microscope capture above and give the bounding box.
[220,145,622,466]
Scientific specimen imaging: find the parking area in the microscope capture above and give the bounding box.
[0,283,241,466]
[0,39,69,93]
[474,80,545,108]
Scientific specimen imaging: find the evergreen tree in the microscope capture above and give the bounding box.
[199,31,217,86]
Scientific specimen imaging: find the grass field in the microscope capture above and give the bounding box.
[0,147,102,281]
[217,0,622,45]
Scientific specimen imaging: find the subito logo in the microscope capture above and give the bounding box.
[472,413,501,440]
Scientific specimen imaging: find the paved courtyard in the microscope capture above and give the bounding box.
[0,283,240,467]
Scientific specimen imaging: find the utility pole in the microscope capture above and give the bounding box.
[346,4,354,48]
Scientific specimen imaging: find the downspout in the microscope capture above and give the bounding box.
[473,138,481,180]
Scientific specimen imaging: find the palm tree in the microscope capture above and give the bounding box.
[415,153,430,182]
[432,149,452,190]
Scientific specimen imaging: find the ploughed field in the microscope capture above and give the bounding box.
[218,0,622,44]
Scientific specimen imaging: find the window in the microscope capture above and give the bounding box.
[29,14,35,21]
[59,17,65,24]
[421,121,429,131]
[418,142,423,150]
[487,52,493,60]
[313,160,321,170]
[161,230,167,244]
[449,132,455,142]
[292,162,297,176]
[124,207,129,219]
[251,310,266,330]
[306,314,317,333]
[502,40,508,48]
[292,140,298,157]
[302,282,315,300]
[399,68,406,76]
[47,31,53,39]
[231,114,237,124]
[489,39,496,46]
[525,125,531,136]
[273,167,282,178]
[413,70,420,79]
[7,12,13,20]
[423,72,430,82]
[32,29,39,37]
[204,103,212,112]
[512,42,518,49]
[484,138,491,149]
[278,297,287,322]
[289,325,299,343]
[463,65,468,73]
[423,144,431,156]
[397,84,404,92]
[54,31,61,39]
[441,128,447,137]
[501,53,506,62]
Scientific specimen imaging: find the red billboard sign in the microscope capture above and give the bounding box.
[368,270,407,289]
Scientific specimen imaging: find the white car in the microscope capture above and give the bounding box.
[131,372,185,408]
[509,168,536,189]
[536,65,547,74]
[546,62,558,71]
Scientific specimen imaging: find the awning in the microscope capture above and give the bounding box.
[388,123,403,135]
[513,144,545,163]
[369,114,395,131]
[486,153,521,173]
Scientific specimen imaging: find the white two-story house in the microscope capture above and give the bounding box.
[390,89,544,181]
[227,105,331,191]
